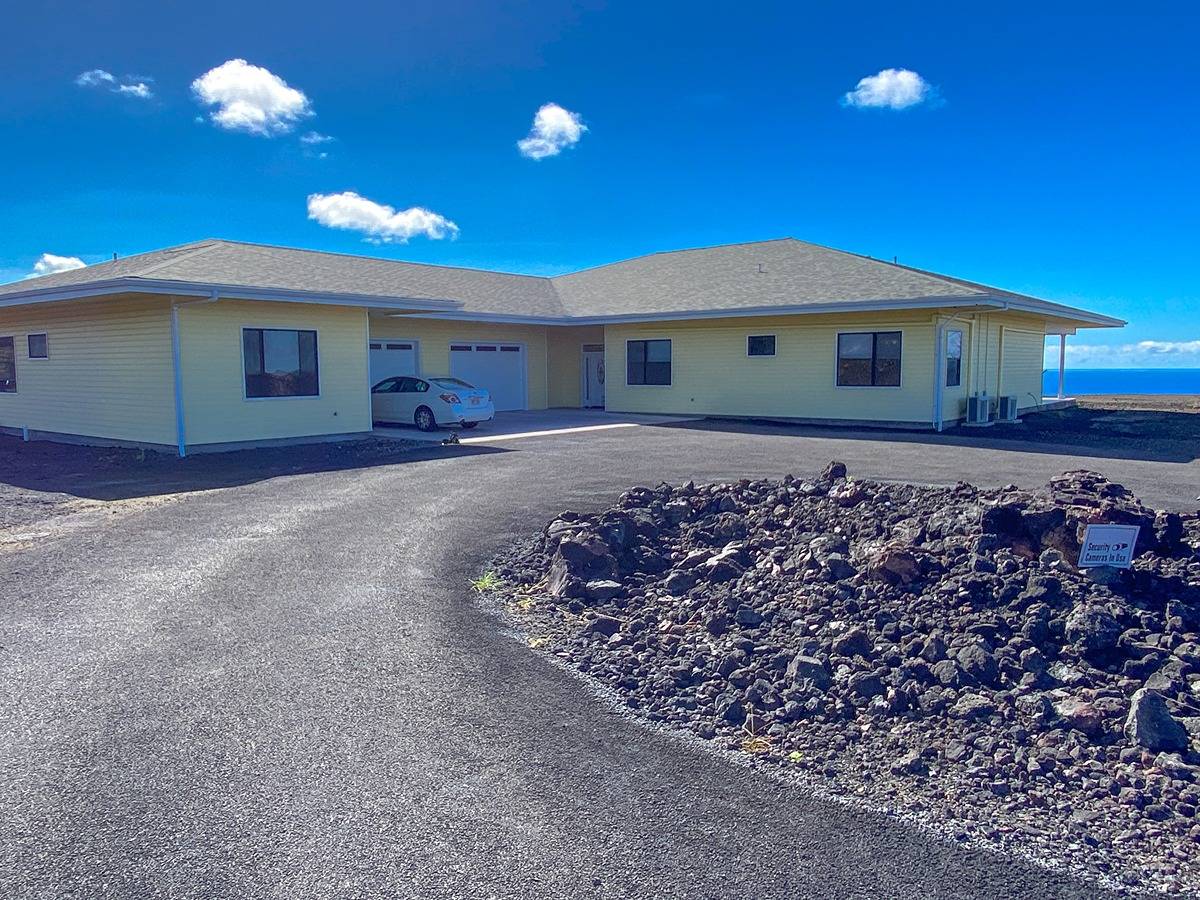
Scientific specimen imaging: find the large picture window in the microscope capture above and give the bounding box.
[626,339,672,385]
[0,336,14,392]
[945,329,963,387]
[243,328,319,398]
[836,331,902,387]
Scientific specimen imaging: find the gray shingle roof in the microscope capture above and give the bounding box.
[552,239,986,317]
[0,237,1122,326]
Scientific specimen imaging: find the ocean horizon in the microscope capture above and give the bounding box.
[1041,367,1200,396]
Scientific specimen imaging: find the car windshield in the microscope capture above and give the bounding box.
[431,377,474,389]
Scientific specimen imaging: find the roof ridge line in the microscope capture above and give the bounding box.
[127,240,225,278]
[205,237,557,282]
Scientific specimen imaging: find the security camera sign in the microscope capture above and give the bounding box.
[1079,524,1140,568]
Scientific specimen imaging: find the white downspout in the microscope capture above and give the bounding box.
[1057,334,1067,399]
[933,320,946,431]
[170,291,220,458]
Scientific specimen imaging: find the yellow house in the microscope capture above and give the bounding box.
[0,238,1122,454]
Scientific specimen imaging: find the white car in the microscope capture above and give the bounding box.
[371,375,495,431]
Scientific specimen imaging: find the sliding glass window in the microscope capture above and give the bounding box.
[243,328,319,398]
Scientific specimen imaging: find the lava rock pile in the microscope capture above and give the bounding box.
[491,465,1200,893]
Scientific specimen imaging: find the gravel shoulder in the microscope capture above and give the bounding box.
[1077,395,1200,414]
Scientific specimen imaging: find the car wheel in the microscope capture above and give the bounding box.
[415,406,437,432]
[461,421,479,429]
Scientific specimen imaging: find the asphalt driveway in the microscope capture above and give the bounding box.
[4,423,1195,898]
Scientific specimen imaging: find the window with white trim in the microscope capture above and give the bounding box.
[27,333,48,359]
[0,336,14,392]
[626,339,671,385]
[242,328,319,398]
[836,331,902,387]
[945,329,963,387]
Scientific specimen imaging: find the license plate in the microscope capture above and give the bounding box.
[470,397,481,406]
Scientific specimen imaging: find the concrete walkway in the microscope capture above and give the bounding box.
[374,408,699,443]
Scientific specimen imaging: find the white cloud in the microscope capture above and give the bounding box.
[75,69,154,99]
[191,59,312,136]
[306,191,459,243]
[517,102,587,160]
[1044,339,1200,368]
[30,253,86,277]
[76,69,116,88]
[115,82,153,99]
[300,131,333,145]
[842,68,932,110]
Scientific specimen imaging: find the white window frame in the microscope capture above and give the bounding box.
[746,334,776,358]
[833,330,904,390]
[240,325,322,402]
[624,338,673,387]
[27,333,49,360]
[0,335,16,393]
[945,328,964,388]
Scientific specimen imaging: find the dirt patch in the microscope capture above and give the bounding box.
[1078,395,1200,414]
[486,465,1200,896]
[986,402,1200,462]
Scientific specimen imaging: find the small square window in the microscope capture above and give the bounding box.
[747,335,776,357]
[28,333,48,359]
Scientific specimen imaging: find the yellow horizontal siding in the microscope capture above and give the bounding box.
[368,318,552,409]
[603,312,938,423]
[179,300,371,446]
[0,294,176,444]
[1000,327,1047,410]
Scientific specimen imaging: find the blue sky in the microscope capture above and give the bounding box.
[2,1,1197,367]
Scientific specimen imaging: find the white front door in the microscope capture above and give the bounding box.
[581,345,605,408]
[449,342,527,410]
[369,340,418,386]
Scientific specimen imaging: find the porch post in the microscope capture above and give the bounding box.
[1057,334,1067,399]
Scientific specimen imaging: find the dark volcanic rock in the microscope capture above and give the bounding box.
[1065,603,1122,654]
[492,463,1200,896]
[1125,688,1190,752]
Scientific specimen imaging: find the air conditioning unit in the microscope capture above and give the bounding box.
[966,393,991,425]
[997,396,1020,422]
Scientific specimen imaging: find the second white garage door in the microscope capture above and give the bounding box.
[369,340,418,386]
[450,342,527,410]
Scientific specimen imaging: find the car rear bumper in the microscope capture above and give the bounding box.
[443,402,495,424]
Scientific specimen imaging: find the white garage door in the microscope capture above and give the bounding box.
[369,340,418,386]
[450,342,527,410]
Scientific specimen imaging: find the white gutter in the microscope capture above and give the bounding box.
[0,277,463,313]
[394,295,1126,328]
[170,291,222,457]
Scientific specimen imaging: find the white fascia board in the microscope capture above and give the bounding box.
[391,310,571,325]
[387,294,1124,329]
[0,277,463,312]
[985,295,1125,328]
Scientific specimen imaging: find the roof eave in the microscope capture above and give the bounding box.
[0,277,463,312]
[391,294,1125,326]
[981,295,1125,327]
